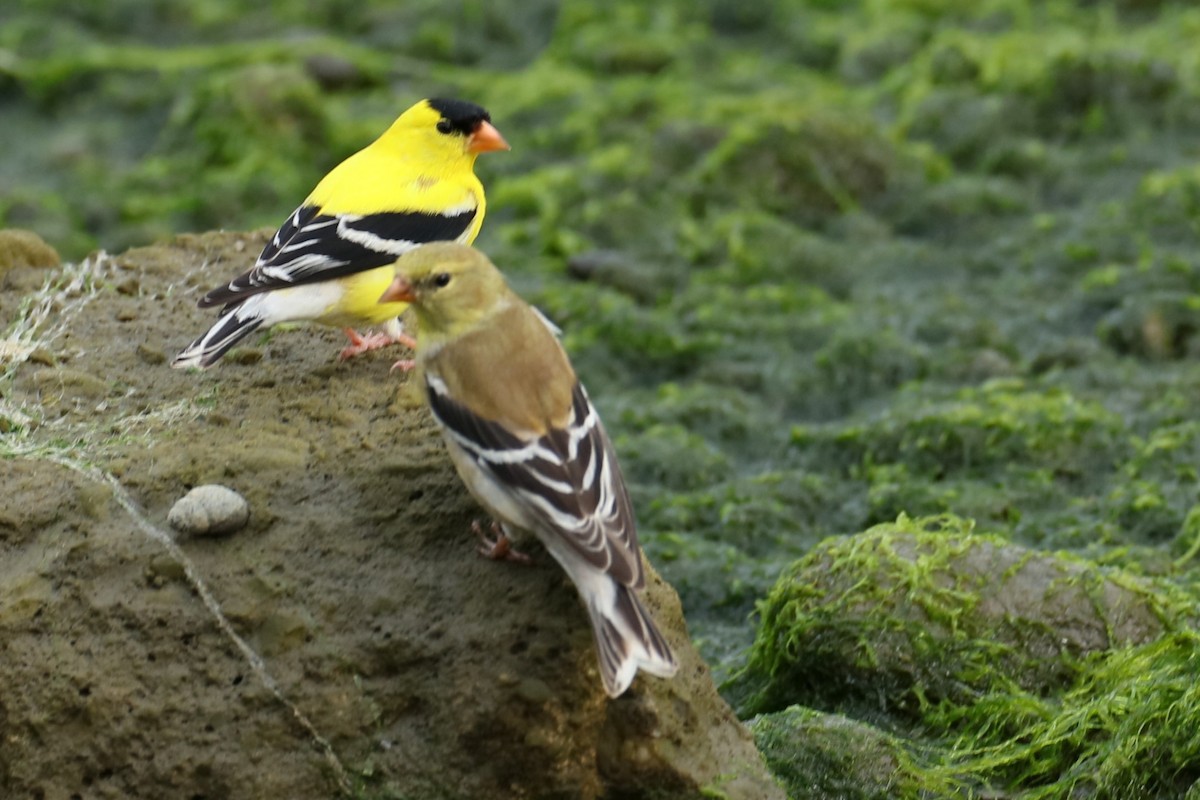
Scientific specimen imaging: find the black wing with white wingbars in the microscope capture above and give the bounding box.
[200,204,477,308]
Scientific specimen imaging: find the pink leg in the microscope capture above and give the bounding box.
[393,332,419,350]
[471,520,533,564]
[338,328,419,361]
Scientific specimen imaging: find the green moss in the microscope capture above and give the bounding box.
[637,469,842,554]
[555,4,704,75]
[1105,421,1200,543]
[542,283,725,380]
[895,174,1031,236]
[611,382,766,449]
[616,423,732,493]
[793,381,1126,479]
[691,109,898,226]
[1135,162,1200,237]
[806,327,931,407]
[691,212,857,298]
[751,706,948,800]
[754,633,1200,798]
[930,632,1200,798]
[731,506,1200,793]
[887,7,1199,185]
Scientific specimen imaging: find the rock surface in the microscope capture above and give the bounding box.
[0,228,61,274]
[0,232,782,799]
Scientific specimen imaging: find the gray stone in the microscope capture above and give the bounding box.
[168,484,250,536]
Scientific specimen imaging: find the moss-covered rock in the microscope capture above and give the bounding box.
[751,627,1200,800]
[751,706,946,800]
[728,514,1192,720]
[691,110,899,227]
[0,228,60,283]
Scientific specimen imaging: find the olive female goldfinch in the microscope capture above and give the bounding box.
[171,97,509,369]
[378,243,678,697]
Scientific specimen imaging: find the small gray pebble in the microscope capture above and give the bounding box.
[168,485,249,536]
[514,677,554,705]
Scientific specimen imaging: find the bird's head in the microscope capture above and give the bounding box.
[380,243,511,340]
[385,98,510,161]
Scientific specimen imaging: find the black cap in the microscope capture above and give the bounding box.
[427,98,491,135]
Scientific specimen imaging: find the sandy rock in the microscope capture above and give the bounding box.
[0,232,783,800]
[0,228,60,279]
[168,485,250,536]
[26,366,110,401]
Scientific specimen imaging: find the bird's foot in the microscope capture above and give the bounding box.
[390,358,416,373]
[338,328,419,361]
[472,519,532,564]
[338,328,392,360]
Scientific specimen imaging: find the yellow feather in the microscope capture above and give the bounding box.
[316,265,410,328]
[308,100,486,229]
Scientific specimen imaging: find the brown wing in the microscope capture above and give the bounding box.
[425,342,643,588]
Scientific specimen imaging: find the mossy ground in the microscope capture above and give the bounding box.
[5,0,1200,797]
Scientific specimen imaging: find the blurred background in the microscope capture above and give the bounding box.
[5,0,1200,793]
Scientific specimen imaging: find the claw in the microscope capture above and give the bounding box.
[471,519,532,564]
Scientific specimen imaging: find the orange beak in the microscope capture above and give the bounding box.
[467,120,510,154]
[379,276,416,305]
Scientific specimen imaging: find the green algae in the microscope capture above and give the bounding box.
[751,705,948,800]
[927,631,1200,798]
[793,381,1127,478]
[752,631,1200,799]
[736,514,1200,798]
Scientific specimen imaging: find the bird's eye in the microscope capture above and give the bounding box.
[436,119,453,134]
[433,272,452,288]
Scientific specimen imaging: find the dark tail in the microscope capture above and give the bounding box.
[171,309,263,369]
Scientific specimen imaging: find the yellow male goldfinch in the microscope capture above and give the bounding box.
[378,243,679,697]
[171,98,509,369]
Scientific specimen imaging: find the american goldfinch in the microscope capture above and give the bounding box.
[171,97,509,369]
[380,243,679,697]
